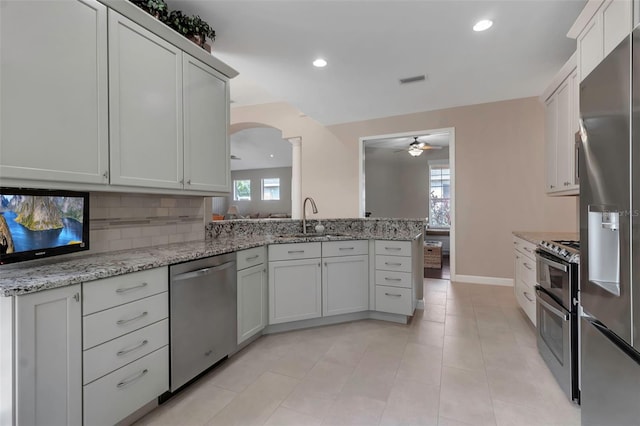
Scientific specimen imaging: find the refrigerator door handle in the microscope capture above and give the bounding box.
[584,315,640,366]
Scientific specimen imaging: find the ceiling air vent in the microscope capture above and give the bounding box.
[399,74,426,85]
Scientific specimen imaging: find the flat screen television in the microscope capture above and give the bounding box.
[0,188,89,265]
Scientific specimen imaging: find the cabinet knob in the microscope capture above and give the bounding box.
[180,179,184,185]
[73,293,80,302]
[187,179,191,185]
[103,171,109,179]
[550,185,555,189]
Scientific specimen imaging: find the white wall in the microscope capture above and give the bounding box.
[364,148,429,218]
[225,167,292,217]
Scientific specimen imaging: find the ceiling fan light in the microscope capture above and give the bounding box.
[408,148,423,157]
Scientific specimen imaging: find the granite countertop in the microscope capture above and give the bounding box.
[0,230,422,297]
[512,231,580,245]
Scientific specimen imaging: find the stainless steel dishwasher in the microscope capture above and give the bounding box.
[169,253,237,392]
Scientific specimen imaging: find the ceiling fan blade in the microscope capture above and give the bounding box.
[421,145,443,150]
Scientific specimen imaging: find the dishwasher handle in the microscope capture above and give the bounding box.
[172,261,235,282]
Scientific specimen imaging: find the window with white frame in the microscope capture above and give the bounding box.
[261,178,280,200]
[233,180,251,200]
[429,163,451,228]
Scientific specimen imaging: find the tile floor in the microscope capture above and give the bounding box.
[135,279,581,426]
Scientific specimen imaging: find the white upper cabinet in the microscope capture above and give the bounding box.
[108,11,184,190]
[183,55,230,192]
[542,54,579,196]
[569,0,632,82]
[0,0,109,185]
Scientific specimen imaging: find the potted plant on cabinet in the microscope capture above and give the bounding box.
[165,11,216,52]
[130,0,168,20]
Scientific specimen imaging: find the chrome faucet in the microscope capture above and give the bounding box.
[302,197,318,234]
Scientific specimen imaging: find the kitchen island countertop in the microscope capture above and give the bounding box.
[0,229,422,297]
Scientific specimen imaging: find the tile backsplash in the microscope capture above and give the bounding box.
[88,193,205,254]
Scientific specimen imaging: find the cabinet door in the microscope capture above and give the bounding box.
[568,70,580,190]
[108,11,184,189]
[545,95,558,192]
[237,264,268,344]
[323,255,369,316]
[269,258,322,324]
[183,54,230,193]
[555,80,572,190]
[578,13,604,81]
[0,0,109,185]
[16,285,82,426]
[602,0,632,58]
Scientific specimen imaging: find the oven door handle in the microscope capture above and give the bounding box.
[535,289,570,321]
[535,253,568,272]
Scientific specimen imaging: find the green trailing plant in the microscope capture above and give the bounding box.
[165,10,191,36]
[130,0,168,20]
[189,15,216,42]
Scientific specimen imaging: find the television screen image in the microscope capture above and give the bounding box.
[0,189,89,264]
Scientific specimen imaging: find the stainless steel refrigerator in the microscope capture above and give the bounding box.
[578,27,640,426]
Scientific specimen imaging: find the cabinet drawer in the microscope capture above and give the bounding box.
[322,240,368,257]
[375,255,412,273]
[519,256,537,287]
[84,346,168,426]
[83,267,168,315]
[237,246,266,270]
[375,285,412,316]
[513,237,536,260]
[83,292,168,349]
[83,319,168,385]
[375,270,412,289]
[269,242,321,261]
[375,240,411,257]
[515,281,536,326]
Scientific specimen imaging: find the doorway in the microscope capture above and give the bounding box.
[359,128,456,278]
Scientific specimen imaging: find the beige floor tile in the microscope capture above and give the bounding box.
[423,303,447,323]
[379,379,440,426]
[486,366,548,410]
[481,339,528,371]
[409,319,445,348]
[438,416,475,426]
[269,351,321,379]
[396,342,443,385]
[207,358,271,393]
[281,378,341,419]
[134,383,236,426]
[444,315,479,337]
[424,291,447,306]
[492,399,557,426]
[305,358,356,385]
[442,335,485,372]
[445,300,476,317]
[263,407,323,426]
[321,395,386,426]
[322,339,368,367]
[439,367,496,426]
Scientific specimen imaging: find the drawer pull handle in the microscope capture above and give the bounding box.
[385,262,402,266]
[246,255,260,261]
[523,263,533,271]
[385,247,402,251]
[385,292,402,297]
[523,291,535,302]
[116,369,149,389]
[288,250,305,254]
[116,282,148,294]
[339,247,355,250]
[117,339,149,357]
[385,277,402,281]
[524,247,533,253]
[117,311,148,326]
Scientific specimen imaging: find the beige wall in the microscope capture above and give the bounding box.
[231,97,578,279]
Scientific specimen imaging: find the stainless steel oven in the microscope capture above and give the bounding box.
[535,286,574,400]
[535,240,580,403]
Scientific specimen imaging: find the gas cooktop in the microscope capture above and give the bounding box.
[538,240,580,264]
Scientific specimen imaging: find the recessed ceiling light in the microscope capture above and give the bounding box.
[269,154,274,158]
[313,58,327,68]
[473,19,493,32]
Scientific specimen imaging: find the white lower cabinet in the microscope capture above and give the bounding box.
[237,247,268,344]
[269,258,322,324]
[322,255,369,316]
[513,236,538,325]
[15,285,82,426]
[83,346,169,426]
[374,240,415,315]
[82,267,169,425]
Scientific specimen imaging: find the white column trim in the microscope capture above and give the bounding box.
[288,137,302,219]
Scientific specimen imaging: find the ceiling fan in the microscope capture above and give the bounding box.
[406,136,443,156]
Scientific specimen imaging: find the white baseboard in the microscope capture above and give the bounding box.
[450,274,514,287]
[416,299,425,309]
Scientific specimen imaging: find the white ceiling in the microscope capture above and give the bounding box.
[230,127,292,170]
[169,0,585,125]
[364,132,450,150]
